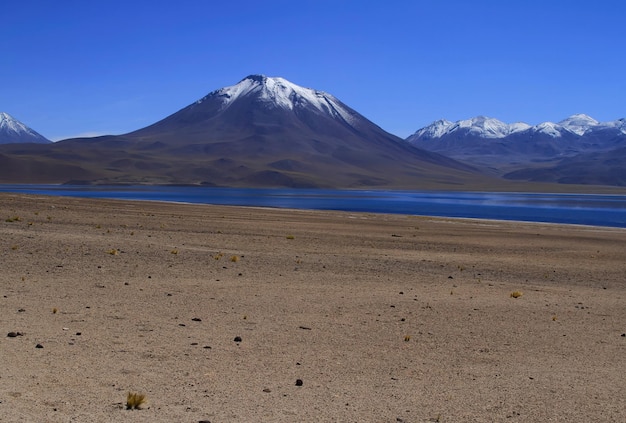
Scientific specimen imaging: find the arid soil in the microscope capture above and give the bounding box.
[1,193,625,422]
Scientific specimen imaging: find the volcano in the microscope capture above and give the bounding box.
[0,75,481,188]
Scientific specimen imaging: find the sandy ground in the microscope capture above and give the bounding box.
[1,193,625,422]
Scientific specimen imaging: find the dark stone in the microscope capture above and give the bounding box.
[234,336,242,342]
[192,318,202,322]
[7,331,22,337]
[35,343,44,348]
[295,379,303,386]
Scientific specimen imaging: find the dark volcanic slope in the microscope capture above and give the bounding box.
[504,146,626,186]
[0,75,486,188]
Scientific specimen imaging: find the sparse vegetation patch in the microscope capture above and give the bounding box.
[126,392,147,410]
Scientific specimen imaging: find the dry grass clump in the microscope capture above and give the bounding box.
[286,234,295,240]
[404,335,411,342]
[170,249,179,255]
[107,249,119,255]
[5,216,21,222]
[510,291,523,298]
[230,255,239,262]
[126,392,147,410]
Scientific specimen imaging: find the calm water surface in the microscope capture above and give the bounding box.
[1,185,625,228]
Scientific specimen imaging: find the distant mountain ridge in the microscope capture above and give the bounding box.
[406,114,626,186]
[406,114,626,162]
[408,114,626,142]
[3,77,625,187]
[0,112,51,144]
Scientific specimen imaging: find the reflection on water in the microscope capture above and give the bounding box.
[1,185,625,228]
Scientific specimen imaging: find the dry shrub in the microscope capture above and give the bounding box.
[126,392,146,410]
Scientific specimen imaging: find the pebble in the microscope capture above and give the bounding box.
[295,379,303,386]
[234,336,242,342]
[35,344,44,348]
[7,331,23,337]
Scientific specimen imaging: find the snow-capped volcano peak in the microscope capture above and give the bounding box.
[1,112,30,134]
[199,74,358,125]
[0,112,51,144]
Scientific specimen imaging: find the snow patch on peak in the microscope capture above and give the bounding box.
[509,122,532,134]
[412,119,453,139]
[450,116,514,138]
[0,112,50,143]
[0,112,31,134]
[203,75,359,126]
[533,122,563,138]
[558,114,599,136]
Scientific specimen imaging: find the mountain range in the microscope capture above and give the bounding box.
[0,75,482,188]
[2,77,625,188]
[405,115,626,186]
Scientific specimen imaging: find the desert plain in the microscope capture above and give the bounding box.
[1,192,625,422]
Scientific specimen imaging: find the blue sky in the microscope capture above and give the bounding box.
[3,0,625,141]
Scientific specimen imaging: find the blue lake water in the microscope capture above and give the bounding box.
[1,185,625,228]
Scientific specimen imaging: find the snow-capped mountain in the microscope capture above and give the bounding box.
[405,114,626,185]
[0,75,478,187]
[410,116,530,140]
[201,74,359,126]
[0,112,51,144]
[408,114,626,143]
[557,114,599,136]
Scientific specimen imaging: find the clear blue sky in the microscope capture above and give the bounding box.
[3,0,625,141]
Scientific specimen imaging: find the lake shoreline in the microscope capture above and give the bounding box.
[1,186,626,228]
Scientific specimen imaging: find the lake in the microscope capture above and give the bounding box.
[1,185,625,228]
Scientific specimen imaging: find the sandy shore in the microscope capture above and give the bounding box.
[1,193,625,422]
